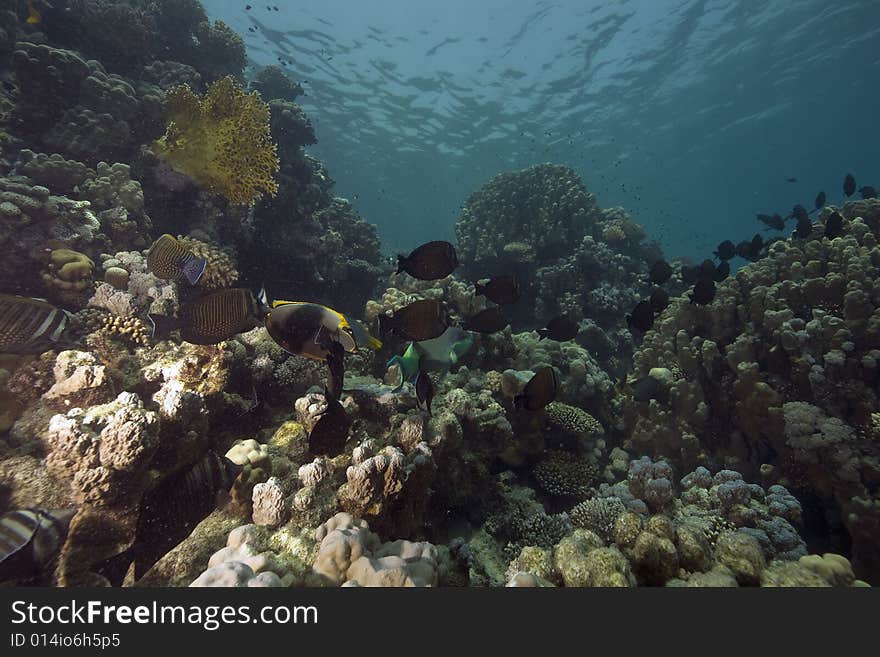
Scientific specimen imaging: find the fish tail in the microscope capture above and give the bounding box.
[366,335,382,350]
[395,255,407,275]
[94,546,134,587]
[147,313,177,340]
[180,254,207,285]
[537,328,548,340]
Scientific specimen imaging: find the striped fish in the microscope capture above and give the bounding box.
[178,288,262,344]
[0,508,75,584]
[0,294,69,354]
[96,451,242,586]
[146,234,207,285]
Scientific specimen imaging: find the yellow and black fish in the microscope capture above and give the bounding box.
[0,294,69,354]
[97,451,242,586]
[25,0,41,25]
[146,234,207,285]
[150,288,262,345]
[514,366,559,411]
[0,508,75,584]
[266,300,381,359]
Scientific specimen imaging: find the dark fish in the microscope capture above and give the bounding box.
[626,300,654,333]
[245,4,251,9]
[537,314,578,341]
[308,395,351,456]
[463,306,509,334]
[824,211,844,239]
[630,375,670,404]
[794,216,812,238]
[475,275,520,304]
[737,233,764,261]
[699,259,717,279]
[791,204,808,223]
[324,339,345,401]
[649,288,669,313]
[154,288,261,345]
[513,366,558,411]
[689,278,716,305]
[266,300,381,359]
[146,234,207,285]
[378,299,448,341]
[843,173,856,197]
[814,191,826,210]
[648,259,673,285]
[414,369,434,417]
[681,265,701,284]
[713,260,730,282]
[0,294,69,354]
[0,508,74,584]
[758,213,786,231]
[785,177,797,183]
[396,241,458,280]
[859,185,877,199]
[714,240,736,261]
[97,451,242,586]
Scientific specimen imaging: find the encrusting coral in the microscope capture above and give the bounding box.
[153,76,279,205]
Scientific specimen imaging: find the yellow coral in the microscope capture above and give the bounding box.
[153,76,279,205]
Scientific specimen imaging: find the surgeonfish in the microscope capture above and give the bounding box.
[97,451,242,586]
[0,508,75,584]
[378,299,448,342]
[647,259,673,285]
[307,395,351,456]
[824,211,844,239]
[649,288,670,313]
[396,240,458,280]
[513,366,559,411]
[0,294,70,354]
[537,314,579,341]
[689,277,716,305]
[814,191,826,211]
[146,234,207,285]
[843,173,856,197]
[859,185,877,199]
[463,306,508,334]
[626,300,654,333]
[266,300,381,359]
[714,240,736,261]
[151,288,262,345]
[414,368,434,417]
[475,275,520,304]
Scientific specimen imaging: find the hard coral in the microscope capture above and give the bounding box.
[153,77,279,205]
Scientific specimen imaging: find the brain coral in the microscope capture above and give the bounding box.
[153,76,279,204]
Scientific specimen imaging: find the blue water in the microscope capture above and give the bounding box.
[204,0,880,260]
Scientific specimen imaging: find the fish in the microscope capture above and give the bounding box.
[689,277,716,305]
[627,300,654,333]
[25,0,41,24]
[267,300,381,359]
[463,306,509,334]
[843,173,856,197]
[387,327,473,391]
[859,185,877,199]
[0,508,75,585]
[475,275,520,304]
[513,366,558,411]
[629,375,670,404]
[414,369,434,417]
[537,314,579,341]
[736,234,764,261]
[713,260,730,282]
[785,177,797,183]
[146,234,207,285]
[308,395,351,456]
[758,213,786,231]
[649,288,669,313]
[791,204,808,223]
[824,211,844,239]
[699,259,717,279]
[681,265,701,284]
[0,294,70,354]
[396,240,458,280]
[814,191,826,211]
[714,240,736,261]
[794,216,812,239]
[97,451,241,586]
[324,339,345,401]
[647,259,673,285]
[152,288,262,345]
[378,299,448,342]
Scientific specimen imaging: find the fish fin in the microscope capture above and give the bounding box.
[396,255,407,275]
[272,299,297,308]
[449,351,459,365]
[147,313,177,340]
[366,335,382,350]
[537,328,548,340]
[180,255,207,285]
[94,546,135,588]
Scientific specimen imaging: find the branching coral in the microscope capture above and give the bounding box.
[153,77,279,205]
